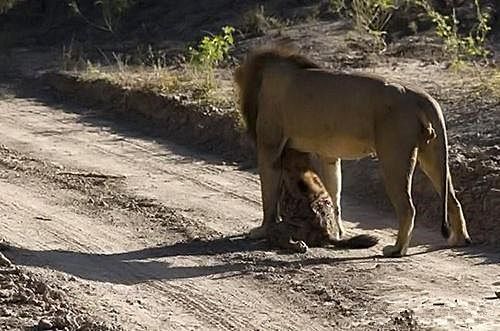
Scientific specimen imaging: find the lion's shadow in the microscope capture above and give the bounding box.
[5,235,388,285]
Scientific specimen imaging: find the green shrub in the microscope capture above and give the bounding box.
[187,25,235,94]
[188,26,235,69]
[414,0,491,64]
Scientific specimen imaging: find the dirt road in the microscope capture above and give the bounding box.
[0,82,499,330]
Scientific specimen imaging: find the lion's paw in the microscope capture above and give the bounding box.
[382,245,407,258]
[447,232,472,247]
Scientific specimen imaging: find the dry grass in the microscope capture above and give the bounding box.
[448,64,500,102]
[489,67,500,100]
[77,63,236,108]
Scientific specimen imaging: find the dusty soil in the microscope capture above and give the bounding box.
[0,76,499,330]
[0,261,121,331]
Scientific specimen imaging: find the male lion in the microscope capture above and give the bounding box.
[234,45,471,257]
[269,148,379,253]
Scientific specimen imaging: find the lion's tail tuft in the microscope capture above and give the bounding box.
[330,234,379,249]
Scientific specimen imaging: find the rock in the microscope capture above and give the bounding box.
[37,318,53,330]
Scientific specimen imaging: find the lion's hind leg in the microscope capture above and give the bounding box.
[376,124,419,257]
[417,143,471,246]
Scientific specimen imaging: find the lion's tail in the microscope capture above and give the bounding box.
[329,234,379,249]
[417,98,450,239]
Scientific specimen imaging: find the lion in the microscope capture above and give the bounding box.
[234,45,471,257]
[268,147,379,253]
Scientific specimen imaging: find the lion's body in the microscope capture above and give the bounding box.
[235,46,471,257]
[269,148,378,253]
[262,69,431,159]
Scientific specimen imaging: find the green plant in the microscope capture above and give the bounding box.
[415,0,491,64]
[188,26,235,90]
[350,0,398,51]
[189,26,235,69]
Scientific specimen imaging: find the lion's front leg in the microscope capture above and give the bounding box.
[248,145,283,240]
[318,158,344,237]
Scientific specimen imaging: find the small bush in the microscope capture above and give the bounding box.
[350,0,398,51]
[414,0,491,64]
[188,26,235,69]
[188,26,235,91]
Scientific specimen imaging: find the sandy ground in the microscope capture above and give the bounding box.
[0,80,498,330]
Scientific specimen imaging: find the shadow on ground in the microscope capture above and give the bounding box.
[3,236,379,285]
[6,233,493,285]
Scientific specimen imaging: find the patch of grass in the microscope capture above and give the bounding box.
[61,37,87,71]
[78,60,234,108]
[61,24,237,109]
[443,62,500,102]
[487,68,500,100]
